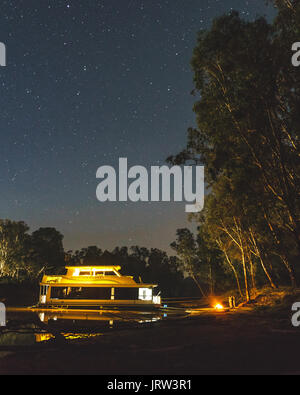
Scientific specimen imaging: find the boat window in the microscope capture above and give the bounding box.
[115,288,138,300]
[94,271,116,276]
[94,271,105,276]
[138,288,153,301]
[79,271,91,276]
[40,285,48,296]
[50,286,111,300]
[51,287,67,299]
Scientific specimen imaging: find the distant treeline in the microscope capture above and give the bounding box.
[0,216,280,302]
[0,219,203,298]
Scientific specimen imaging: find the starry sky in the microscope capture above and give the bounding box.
[0,0,275,253]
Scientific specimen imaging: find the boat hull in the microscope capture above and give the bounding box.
[37,304,161,311]
[38,299,161,310]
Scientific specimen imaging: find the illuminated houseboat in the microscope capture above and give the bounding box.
[39,265,161,309]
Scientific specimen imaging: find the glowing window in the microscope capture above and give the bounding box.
[139,288,152,301]
[94,271,116,276]
[41,285,48,296]
[94,271,105,276]
[79,271,91,276]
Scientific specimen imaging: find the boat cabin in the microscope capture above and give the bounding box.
[39,265,161,308]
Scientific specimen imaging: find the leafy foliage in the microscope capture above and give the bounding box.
[169,3,300,299]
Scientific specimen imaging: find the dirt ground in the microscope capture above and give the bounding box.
[0,305,299,375]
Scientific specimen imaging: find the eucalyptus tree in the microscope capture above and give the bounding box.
[0,220,30,278]
[168,7,300,291]
[171,227,224,297]
[171,228,207,297]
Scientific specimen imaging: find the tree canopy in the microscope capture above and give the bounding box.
[168,2,300,300]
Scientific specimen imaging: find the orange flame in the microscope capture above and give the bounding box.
[214,304,224,311]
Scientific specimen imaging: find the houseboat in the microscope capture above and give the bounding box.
[38,265,161,309]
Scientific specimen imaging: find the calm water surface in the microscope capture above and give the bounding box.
[0,308,188,347]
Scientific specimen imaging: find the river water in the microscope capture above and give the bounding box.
[0,307,189,347]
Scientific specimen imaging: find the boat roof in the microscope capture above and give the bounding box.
[40,265,157,288]
[40,275,157,288]
[65,265,121,270]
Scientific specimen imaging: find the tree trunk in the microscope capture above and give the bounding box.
[241,250,251,302]
[217,239,243,297]
[281,256,297,289]
[259,255,278,289]
[209,263,214,295]
[263,210,297,287]
[248,254,256,291]
[191,273,206,298]
[249,230,278,289]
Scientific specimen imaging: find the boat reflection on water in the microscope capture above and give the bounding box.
[35,333,54,343]
[35,332,105,343]
[38,308,164,326]
[2,308,176,346]
[34,309,165,343]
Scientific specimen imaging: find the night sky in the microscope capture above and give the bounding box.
[0,0,275,253]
